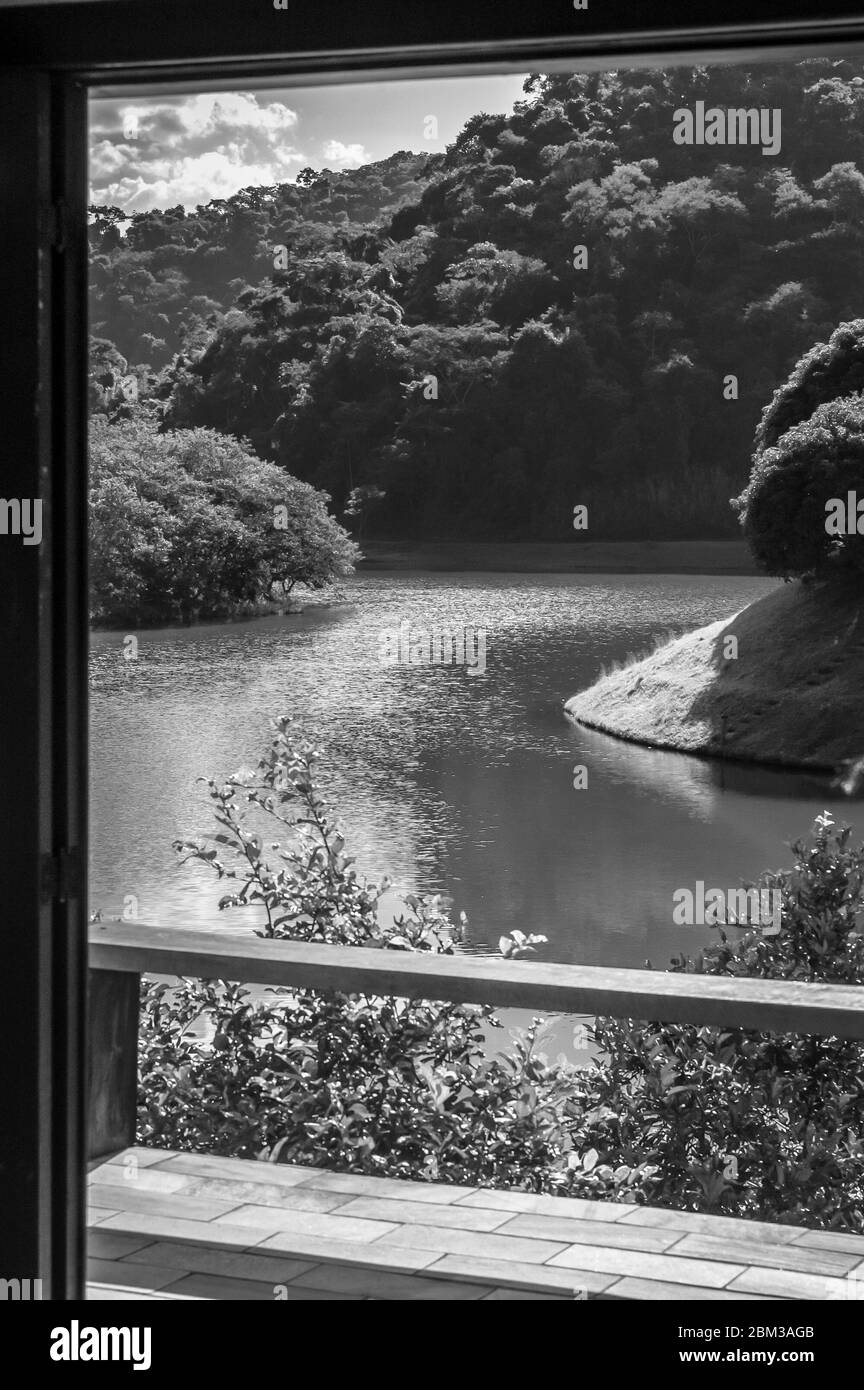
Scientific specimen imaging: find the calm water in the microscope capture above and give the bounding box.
[89,572,844,968]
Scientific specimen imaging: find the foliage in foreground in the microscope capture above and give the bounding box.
[139,721,864,1230]
[90,416,358,627]
[139,718,651,1201]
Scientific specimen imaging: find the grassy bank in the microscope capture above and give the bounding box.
[358,540,756,575]
[565,575,864,770]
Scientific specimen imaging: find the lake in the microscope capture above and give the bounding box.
[89,572,845,969]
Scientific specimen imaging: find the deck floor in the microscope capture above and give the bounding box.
[86,1149,864,1301]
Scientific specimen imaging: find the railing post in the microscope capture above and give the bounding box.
[87,969,140,1164]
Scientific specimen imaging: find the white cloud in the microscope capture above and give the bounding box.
[90,92,306,211]
[322,139,371,169]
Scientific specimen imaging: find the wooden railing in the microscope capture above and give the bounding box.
[88,922,864,1162]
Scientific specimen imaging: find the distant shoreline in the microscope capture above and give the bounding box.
[357,540,758,575]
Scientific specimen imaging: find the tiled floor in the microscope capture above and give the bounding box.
[86,1149,864,1301]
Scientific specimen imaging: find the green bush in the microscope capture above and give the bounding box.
[138,718,654,1200]
[577,812,864,1228]
[138,721,864,1230]
[733,397,864,580]
[90,416,358,627]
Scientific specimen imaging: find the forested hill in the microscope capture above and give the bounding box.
[90,61,864,542]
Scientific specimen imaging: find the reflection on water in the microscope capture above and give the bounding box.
[89,572,845,968]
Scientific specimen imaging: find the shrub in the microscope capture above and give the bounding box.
[89,416,358,627]
[138,718,655,1200]
[733,396,864,580]
[138,721,864,1230]
[575,812,864,1229]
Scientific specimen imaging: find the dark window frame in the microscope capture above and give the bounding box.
[3,0,864,1300]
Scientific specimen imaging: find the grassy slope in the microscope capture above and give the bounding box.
[565,576,864,770]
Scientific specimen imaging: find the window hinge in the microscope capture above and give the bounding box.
[41,847,81,904]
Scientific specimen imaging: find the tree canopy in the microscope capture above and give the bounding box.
[90,60,864,541]
[89,416,358,627]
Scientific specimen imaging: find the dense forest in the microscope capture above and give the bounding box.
[89,61,864,541]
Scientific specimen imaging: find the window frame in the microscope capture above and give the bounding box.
[3,0,864,1300]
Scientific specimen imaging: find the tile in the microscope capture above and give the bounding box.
[164,1273,360,1301]
[173,1177,350,1213]
[87,1230,157,1260]
[791,1229,864,1257]
[289,1264,492,1300]
[123,1242,315,1283]
[97,1213,264,1249]
[495,1214,679,1253]
[457,1190,634,1222]
[609,1277,779,1301]
[87,1283,203,1301]
[482,1288,575,1301]
[215,1205,398,1243]
[548,1244,744,1288]
[87,1208,121,1224]
[425,1254,615,1295]
[297,1171,477,1203]
[256,1231,439,1272]
[90,1167,190,1194]
[332,1197,510,1232]
[82,1185,244,1222]
[105,1147,180,1168]
[728,1268,859,1300]
[153,1154,317,1186]
[669,1234,859,1277]
[622,1208,803,1244]
[88,1189,125,1210]
[378,1224,567,1265]
[86,1258,185,1292]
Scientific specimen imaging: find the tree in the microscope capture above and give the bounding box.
[734,395,864,581]
[751,318,864,454]
[91,59,864,543]
[89,416,358,627]
[435,242,558,329]
[88,205,129,252]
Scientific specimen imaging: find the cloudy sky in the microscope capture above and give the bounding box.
[90,73,528,212]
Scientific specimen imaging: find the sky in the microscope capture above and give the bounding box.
[89,73,530,213]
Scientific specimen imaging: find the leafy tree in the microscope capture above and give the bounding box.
[435,242,558,329]
[90,59,864,541]
[734,395,864,580]
[89,416,358,627]
[751,318,864,455]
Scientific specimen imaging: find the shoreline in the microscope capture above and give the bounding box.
[357,539,757,575]
[89,540,761,632]
[565,577,864,772]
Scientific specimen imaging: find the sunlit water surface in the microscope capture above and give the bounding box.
[90,572,842,970]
